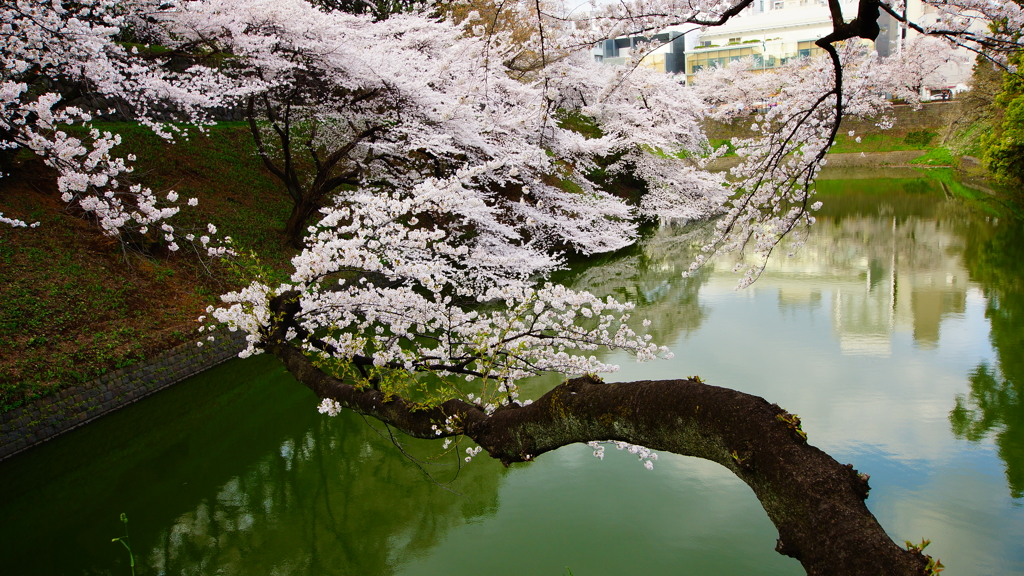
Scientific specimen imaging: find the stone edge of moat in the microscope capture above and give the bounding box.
[0,332,247,462]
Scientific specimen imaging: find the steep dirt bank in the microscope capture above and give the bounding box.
[0,124,293,413]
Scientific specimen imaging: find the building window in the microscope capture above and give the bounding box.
[686,46,758,76]
[773,0,783,8]
[699,40,712,48]
[728,37,742,44]
[797,40,822,58]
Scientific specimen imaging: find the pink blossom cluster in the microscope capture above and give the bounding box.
[1,0,252,252]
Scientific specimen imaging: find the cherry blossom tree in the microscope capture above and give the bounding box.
[895,35,971,98]
[194,2,1023,574]
[307,0,420,20]
[0,0,243,253]
[556,0,1022,285]
[154,0,722,247]
[6,0,1024,573]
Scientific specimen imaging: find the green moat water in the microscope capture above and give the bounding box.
[2,169,1022,575]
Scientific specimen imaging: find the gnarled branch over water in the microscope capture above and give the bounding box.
[266,294,930,576]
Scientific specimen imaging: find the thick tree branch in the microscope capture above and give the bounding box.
[581,0,757,27]
[247,96,288,183]
[818,0,880,45]
[265,294,931,576]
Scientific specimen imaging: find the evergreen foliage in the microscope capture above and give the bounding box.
[983,51,1024,184]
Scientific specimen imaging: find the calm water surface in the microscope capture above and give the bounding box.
[2,169,1023,575]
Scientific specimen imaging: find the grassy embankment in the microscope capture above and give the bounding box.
[0,123,294,413]
[707,128,958,166]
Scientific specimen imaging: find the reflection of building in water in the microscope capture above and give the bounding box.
[563,209,972,358]
[753,214,969,356]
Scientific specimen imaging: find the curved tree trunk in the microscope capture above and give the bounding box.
[264,305,933,575]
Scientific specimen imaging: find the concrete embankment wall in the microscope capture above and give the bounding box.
[0,333,246,461]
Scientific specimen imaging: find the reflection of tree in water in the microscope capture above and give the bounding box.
[142,399,503,574]
[949,192,1024,498]
[558,222,712,345]
[952,364,1023,498]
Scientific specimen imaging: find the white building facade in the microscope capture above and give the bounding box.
[594,0,975,95]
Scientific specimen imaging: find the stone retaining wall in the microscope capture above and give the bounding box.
[0,332,247,461]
